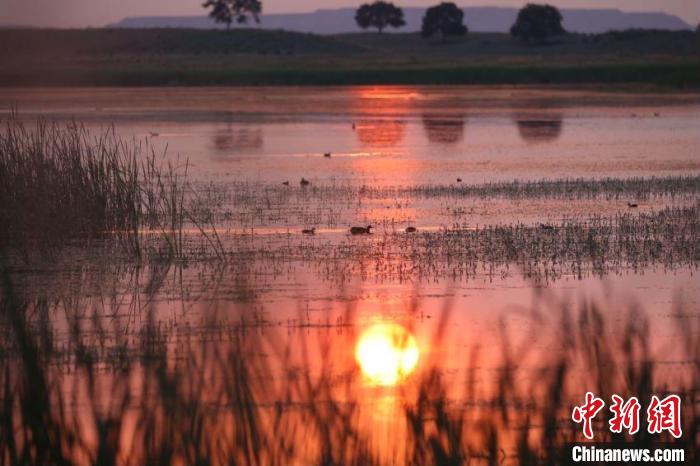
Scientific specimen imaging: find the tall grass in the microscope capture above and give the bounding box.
[0,115,211,260]
[0,266,696,465]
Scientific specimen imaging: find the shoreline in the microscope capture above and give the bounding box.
[2,63,699,88]
[1,28,698,88]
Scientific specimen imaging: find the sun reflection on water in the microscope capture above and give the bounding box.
[355,323,419,386]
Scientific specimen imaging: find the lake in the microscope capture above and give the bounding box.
[1,85,698,464]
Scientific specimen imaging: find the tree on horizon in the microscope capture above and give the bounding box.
[421,2,467,40]
[203,0,262,30]
[355,1,406,33]
[510,3,565,43]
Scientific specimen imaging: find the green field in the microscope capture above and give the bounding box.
[1,28,699,86]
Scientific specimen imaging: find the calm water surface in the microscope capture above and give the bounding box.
[3,84,698,361]
[3,86,699,186]
[2,86,699,463]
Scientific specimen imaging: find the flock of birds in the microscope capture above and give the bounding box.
[302,224,418,236]
[281,152,419,236]
[282,151,641,237]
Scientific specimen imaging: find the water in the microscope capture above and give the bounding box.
[1,86,699,464]
[3,84,698,380]
[3,86,699,185]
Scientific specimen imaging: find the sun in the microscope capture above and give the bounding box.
[355,323,419,386]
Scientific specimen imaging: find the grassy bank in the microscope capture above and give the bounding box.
[0,28,698,87]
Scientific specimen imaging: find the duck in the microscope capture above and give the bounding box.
[627,202,638,208]
[323,152,331,158]
[282,181,290,186]
[456,178,462,183]
[300,177,310,187]
[350,225,372,235]
[302,227,316,235]
[540,223,554,231]
[405,226,417,233]
[149,132,160,137]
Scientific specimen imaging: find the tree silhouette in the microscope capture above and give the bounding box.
[355,120,406,147]
[355,2,406,33]
[203,0,262,29]
[515,118,563,144]
[422,114,465,144]
[510,3,565,43]
[421,2,467,40]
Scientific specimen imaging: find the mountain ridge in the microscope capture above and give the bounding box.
[110,6,692,34]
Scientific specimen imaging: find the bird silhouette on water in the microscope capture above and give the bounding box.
[350,225,372,235]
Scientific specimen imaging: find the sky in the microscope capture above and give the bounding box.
[1,0,698,28]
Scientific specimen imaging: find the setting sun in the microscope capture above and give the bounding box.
[355,323,419,386]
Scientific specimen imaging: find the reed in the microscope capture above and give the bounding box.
[212,175,700,207]
[0,115,212,261]
[0,266,696,465]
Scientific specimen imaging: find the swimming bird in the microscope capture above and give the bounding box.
[352,122,356,130]
[302,227,316,235]
[324,152,331,158]
[456,178,462,183]
[540,223,554,230]
[627,202,638,208]
[282,181,290,186]
[350,225,372,235]
[149,132,160,137]
[300,178,310,187]
[405,226,417,233]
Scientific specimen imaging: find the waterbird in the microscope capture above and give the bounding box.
[540,223,554,230]
[628,202,638,208]
[405,226,417,233]
[350,225,373,235]
[300,177,310,186]
[149,132,159,137]
[282,181,290,186]
[302,227,316,235]
[352,122,356,130]
[456,178,462,183]
[324,152,331,158]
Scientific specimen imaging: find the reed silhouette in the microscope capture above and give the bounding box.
[0,263,697,465]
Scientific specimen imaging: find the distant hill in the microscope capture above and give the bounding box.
[110,7,692,34]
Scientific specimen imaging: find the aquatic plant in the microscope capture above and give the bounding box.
[0,266,696,465]
[0,115,223,261]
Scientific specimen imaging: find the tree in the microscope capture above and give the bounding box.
[421,2,467,40]
[355,1,405,33]
[203,0,262,29]
[510,3,565,43]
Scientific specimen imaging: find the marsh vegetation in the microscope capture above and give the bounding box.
[1,87,698,464]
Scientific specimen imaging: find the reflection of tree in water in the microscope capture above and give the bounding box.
[213,126,263,153]
[422,114,465,144]
[515,116,563,144]
[355,120,406,148]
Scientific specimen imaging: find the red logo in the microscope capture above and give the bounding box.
[572,393,682,440]
[572,392,605,439]
[608,395,641,435]
[647,395,682,438]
